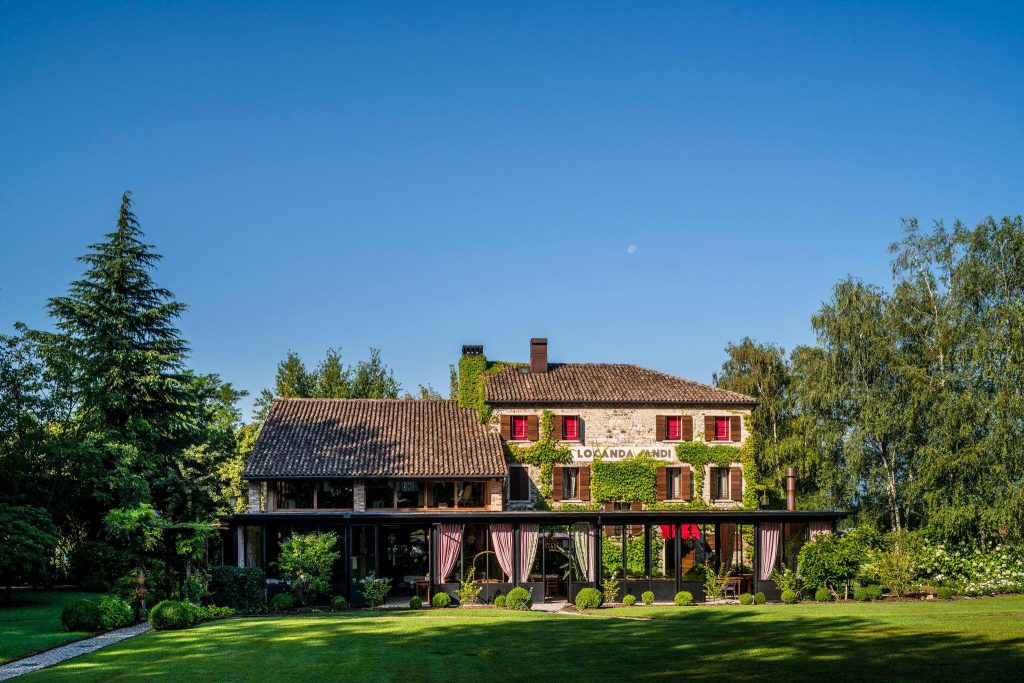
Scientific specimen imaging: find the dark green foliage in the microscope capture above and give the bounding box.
[938,587,954,600]
[207,566,266,613]
[591,455,661,504]
[781,589,799,604]
[739,593,755,605]
[853,586,872,602]
[814,587,833,602]
[148,600,192,630]
[505,587,532,611]
[332,595,349,611]
[432,592,451,608]
[674,591,694,606]
[99,595,134,629]
[0,503,59,597]
[574,587,602,610]
[641,590,655,606]
[493,595,506,608]
[273,532,340,606]
[270,593,295,611]
[409,596,422,609]
[62,599,103,631]
[754,592,767,604]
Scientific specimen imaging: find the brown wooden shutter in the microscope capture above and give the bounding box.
[704,415,716,441]
[730,466,743,502]
[527,415,539,441]
[681,466,692,502]
[730,416,742,442]
[681,415,693,441]
[629,501,643,536]
[552,467,563,501]
[579,466,591,501]
[578,417,585,442]
[656,467,668,501]
[551,415,563,441]
[500,414,512,440]
[655,415,667,441]
[604,502,616,537]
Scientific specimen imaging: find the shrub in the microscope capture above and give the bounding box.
[148,600,191,630]
[781,589,799,604]
[866,584,884,600]
[753,592,766,604]
[331,595,348,612]
[271,593,295,611]
[62,599,104,632]
[208,566,267,613]
[641,591,655,606]
[937,586,954,600]
[432,592,452,608]
[622,594,636,606]
[575,587,603,610]
[505,586,532,611]
[770,567,800,595]
[814,587,833,602]
[602,575,620,604]
[99,595,134,629]
[853,585,883,601]
[274,532,341,606]
[674,591,693,606]
[798,533,867,594]
[875,530,924,598]
[739,593,754,605]
[494,595,506,608]
[409,596,422,609]
[358,574,392,607]
[197,605,235,619]
[455,566,482,606]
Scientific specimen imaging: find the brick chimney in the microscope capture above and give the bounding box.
[530,338,548,373]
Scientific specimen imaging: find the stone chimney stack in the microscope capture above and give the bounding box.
[530,338,548,373]
[786,467,796,511]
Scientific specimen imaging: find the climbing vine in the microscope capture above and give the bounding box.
[675,439,761,509]
[590,452,664,504]
[457,354,525,422]
[505,410,572,499]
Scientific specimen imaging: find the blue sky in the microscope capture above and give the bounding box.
[2,1,1021,416]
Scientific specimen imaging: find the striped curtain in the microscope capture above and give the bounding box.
[437,524,463,582]
[490,524,514,581]
[571,523,595,582]
[757,523,781,581]
[809,521,832,540]
[519,524,539,581]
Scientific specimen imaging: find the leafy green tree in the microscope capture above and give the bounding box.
[273,532,340,605]
[0,503,59,601]
[314,348,351,398]
[350,348,400,398]
[104,504,165,615]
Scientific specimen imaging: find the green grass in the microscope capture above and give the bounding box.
[28,596,1024,682]
[0,590,96,663]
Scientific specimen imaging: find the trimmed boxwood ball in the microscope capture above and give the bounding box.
[641,591,655,606]
[505,587,532,611]
[937,587,954,600]
[622,594,636,606]
[99,595,134,629]
[62,599,104,632]
[432,592,452,608]
[148,600,191,630]
[674,591,693,606]
[575,587,603,610]
[494,595,506,608]
[271,593,295,611]
[331,595,348,611]
[409,596,422,609]
[781,589,799,604]
[814,587,833,602]
[753,592,766,604]
[739,593,754,605]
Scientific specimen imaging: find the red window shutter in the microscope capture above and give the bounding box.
[552,467,563,501]
[527,415,539,441]
[704,415,716,441]
[657,468,668,501]
[681,416,693,441]
[681,466,692,502]
[730,466,743,502]
[500,415,512,440]
[512,416,528,440]
[579,466,591,501]
[666,416,681,440]
[730,416,742,442]
[715,417,729,441]
[629,501,643,536]
[655,415,667,441]
[563,416,579,441]
[551,415,563,441]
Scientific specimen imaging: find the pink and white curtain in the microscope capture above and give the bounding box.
[757,523,781,581]
[490,524,514,582]
[571,523,596,582]
[809,521,831,540]
[437,524,463,582]
[519,524,539,581]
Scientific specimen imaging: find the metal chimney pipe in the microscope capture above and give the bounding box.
[785,467,796,511]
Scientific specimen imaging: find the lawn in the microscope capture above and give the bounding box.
[0,590,96,663]
[27,596,1024,682]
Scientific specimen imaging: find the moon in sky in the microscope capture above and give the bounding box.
[627,244,638,254]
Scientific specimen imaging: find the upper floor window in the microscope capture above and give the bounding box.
[509,466,530,501]
[511,415,529,441]
[714,468,730,500]
[666,416,682,440]
[563,415,580,441]
[275,480,314,509]
[562,467,580,500]
[317,480,354,509]
[715,416,731,441]
[667,468,682,500]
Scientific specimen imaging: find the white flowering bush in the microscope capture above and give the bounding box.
[917,544,1024,596]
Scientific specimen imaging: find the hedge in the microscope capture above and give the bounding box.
[62,599,104,632]
[208,565,267,614]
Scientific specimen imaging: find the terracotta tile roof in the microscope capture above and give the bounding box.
[244,399,507,479]
[484,363,756,405]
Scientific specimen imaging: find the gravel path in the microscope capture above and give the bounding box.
[0,623,150,680]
